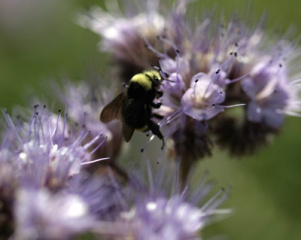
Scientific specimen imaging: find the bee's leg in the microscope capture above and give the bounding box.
[151,102,162,108]
[152,113,164,120]
[156,90,163,98]
[148,120,165,150]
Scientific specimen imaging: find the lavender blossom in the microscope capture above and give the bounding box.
[83,0,301,185]
[0,150,16,237]
[1,105,230,239]
[55,80,126,178]
[0,106,125,239]
[121,193,229,240]
[14,188,94,240]
[82,157,231,239]
[78,0,171,82]
[118,160,231,240]
[2,0,300,238]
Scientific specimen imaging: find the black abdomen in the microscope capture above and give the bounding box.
[122,97,151,129]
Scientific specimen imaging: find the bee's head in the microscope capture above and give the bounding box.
[143,70,162,88]
[129,70,162,92]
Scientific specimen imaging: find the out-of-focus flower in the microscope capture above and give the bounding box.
[0,150,17,237]
[54,80,126,178]
[215,40,301,155]
[116,160,231,240]
[78,0,171,82]
[82,0,301,185]
[0,105,230,240]
[14,188,93,240]
[70,173,125,221]
[242,56,291,129]
[121,193,229,240]
[81,158,231,239]
[0,106,125,239]
[2,106,94,189]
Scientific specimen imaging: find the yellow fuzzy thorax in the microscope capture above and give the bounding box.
[130,70,161,90]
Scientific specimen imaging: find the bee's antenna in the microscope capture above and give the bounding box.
[150,64,161,71]
[150,64,176,83]
[122,82,128,88]
[150,64,167,76]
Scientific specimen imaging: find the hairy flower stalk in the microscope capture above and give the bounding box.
[83,0,301,186]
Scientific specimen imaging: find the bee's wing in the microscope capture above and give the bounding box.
[122,123,135,142]
[100,92,125,123]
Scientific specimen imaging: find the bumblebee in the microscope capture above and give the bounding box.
[100,70,165,148]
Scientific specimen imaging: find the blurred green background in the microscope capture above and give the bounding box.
[0,0,300,239]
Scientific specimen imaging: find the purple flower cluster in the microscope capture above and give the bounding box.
[0,106,123,239]
[54,80,125,175]
[120,161,231,240]
[1,0,300,239]
[84,0,301,183]
[0,105,230,239]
